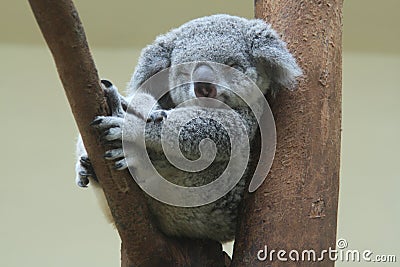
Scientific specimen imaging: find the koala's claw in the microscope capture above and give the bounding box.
[90,117,103,126]
[91,116,124,129]
[77,177,89,188]
[104,148,124,160]
[100,79,113,88]
[76,155,97,188]
[101,127,122,141]
[147,110,168,123]
[114,158,128,170]
[79,156,91,168]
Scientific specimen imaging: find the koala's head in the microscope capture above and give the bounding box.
[129,14,302,108]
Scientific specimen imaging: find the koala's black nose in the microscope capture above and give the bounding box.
[192,64,217,98]
[194,82,217,98]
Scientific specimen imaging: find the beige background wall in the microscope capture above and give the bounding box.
[0,1,399,266]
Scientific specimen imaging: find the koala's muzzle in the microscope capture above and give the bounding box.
[192,64,217,98]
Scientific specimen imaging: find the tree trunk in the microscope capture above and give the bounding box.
[231,0,342,266]
[28,0,227,266]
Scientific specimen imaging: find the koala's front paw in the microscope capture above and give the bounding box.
[91,114,128,171]
[91,80,129,171]
[75,155,97,187]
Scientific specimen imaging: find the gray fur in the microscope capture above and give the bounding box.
[129,14,301,96]
[75,14,301,242]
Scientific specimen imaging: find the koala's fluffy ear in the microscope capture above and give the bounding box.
[129,30,177,91]
[247,19,302,91]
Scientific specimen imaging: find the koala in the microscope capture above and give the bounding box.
[75,14,301,243]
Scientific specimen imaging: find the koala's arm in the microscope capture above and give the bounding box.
[144,106,258,162]
[75,80,159,187]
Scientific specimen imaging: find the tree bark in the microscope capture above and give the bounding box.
[231,0,342,266]
[28,0,226,266]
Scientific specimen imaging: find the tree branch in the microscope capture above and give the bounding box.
[232,0,343,266]
[28,0,226,266]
